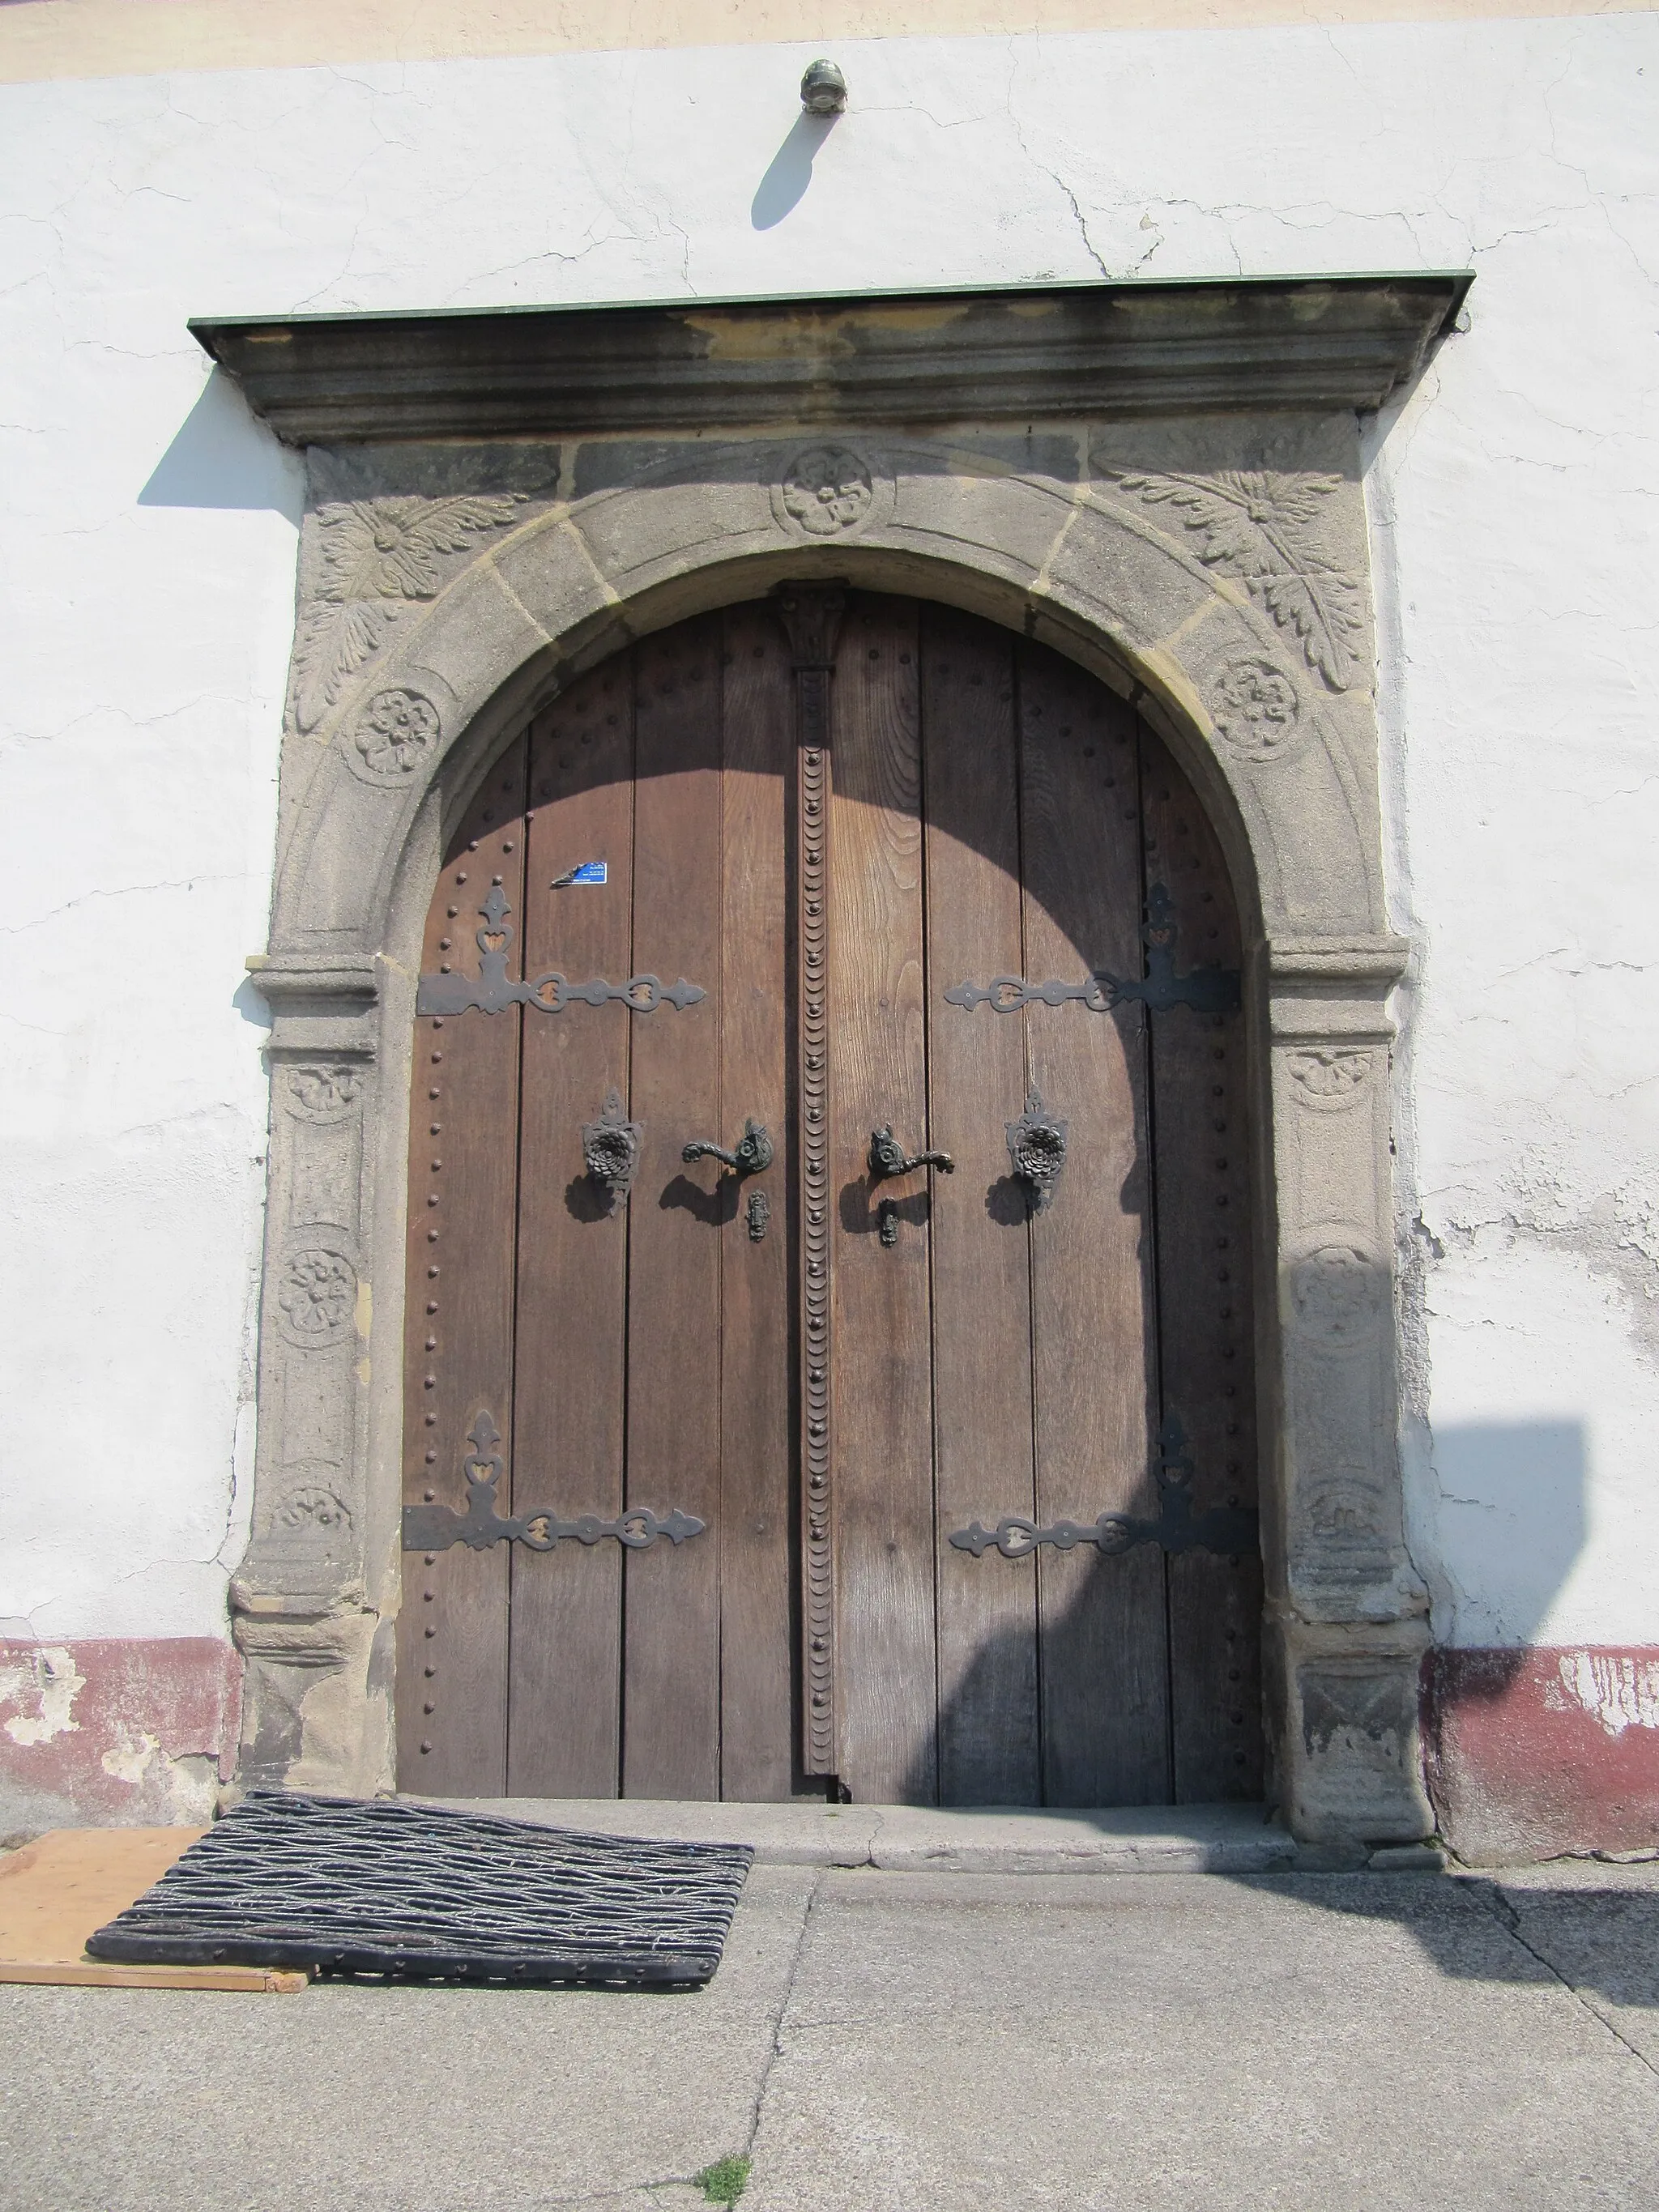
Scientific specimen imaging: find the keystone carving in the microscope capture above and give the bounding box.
[1098,467,1366,690]
[778,445,875,536]
[292,494,522,732]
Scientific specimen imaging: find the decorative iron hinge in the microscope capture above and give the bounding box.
[944,882,1239,1017]
[416,887,706,1016]
[949,1418,1257,1561]
[403,1413,706,1554]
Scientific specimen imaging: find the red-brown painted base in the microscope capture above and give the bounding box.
[0,1639,240,1836]
[1423,1647,1659,1864]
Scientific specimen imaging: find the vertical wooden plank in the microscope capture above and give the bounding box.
[1018,645,1169,1807]
[920,607,1040,1806]
[623,616,725,1800]
[828,595,938,1805]
[396,739,527,1796]
[713,604,795,1800]
[506,661,637,1796]
[1141,731,1264,1802]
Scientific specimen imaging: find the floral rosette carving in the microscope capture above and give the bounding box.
[348,687,441,783]
[274,1240,359,1349]
[1210,655,1303,764]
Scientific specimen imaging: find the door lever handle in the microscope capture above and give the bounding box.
[868,1126,956,1182]
[682,1118,775,1177]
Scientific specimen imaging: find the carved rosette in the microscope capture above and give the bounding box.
[273,1234,360,1351]
[1209,654,1303,764]
[346,686,443,785]
[1286,1237,1387,1359]
[774,444,878,539]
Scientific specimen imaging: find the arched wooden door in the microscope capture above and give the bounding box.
[397,590,1261,1806]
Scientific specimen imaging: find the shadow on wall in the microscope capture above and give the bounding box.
[1414,1419,1659,1862]
[1428,1420,1588,1647]
[752,112,839,228]
[139,369,305,516]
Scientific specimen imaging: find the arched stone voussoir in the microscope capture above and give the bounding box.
[1152,598,1385,945]
[271,434,1390,967]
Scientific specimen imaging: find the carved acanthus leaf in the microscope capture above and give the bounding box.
[1101,468,1366,690]
[292,495,522,732]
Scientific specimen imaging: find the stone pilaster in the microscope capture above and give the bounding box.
[1261,941,1432,1844]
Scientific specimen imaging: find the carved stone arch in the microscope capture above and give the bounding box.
[226,283,1461,1845]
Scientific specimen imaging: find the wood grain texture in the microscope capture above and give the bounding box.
[920,607,1040,1807]
[829,596,939,1805]
[396,738,527,1796]
[1140,732,1265,1802]
[394,597,1264,1811]
[713,603,795,1800]
[622,617,725,1800]
[1017,646,1168,1807]
[507,664,636,1796]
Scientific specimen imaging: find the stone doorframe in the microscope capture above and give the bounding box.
[205,276,1470,1843]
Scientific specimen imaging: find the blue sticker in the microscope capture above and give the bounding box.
[552,860,608,888]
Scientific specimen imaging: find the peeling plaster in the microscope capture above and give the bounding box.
[0,1646,85,1745]
[99,1730,219,1820]
[1551,1651,1659,1740]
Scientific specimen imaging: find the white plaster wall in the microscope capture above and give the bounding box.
[0,13,1654,1650]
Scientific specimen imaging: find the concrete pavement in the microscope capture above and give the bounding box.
[2,1843,1656,2210]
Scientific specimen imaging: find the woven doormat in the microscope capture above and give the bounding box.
[86,1792,752,1988]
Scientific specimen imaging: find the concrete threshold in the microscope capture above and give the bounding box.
[408,1796,1295,1873]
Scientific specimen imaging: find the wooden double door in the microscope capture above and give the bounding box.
[399,590,1261,1806]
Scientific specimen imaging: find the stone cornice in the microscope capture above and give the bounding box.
[191,275,1472,445]
[1268,936,1410,987]
[245,952,380,1014]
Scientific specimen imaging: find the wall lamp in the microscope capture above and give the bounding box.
[800,60,847,116]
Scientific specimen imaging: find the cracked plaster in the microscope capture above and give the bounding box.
[0,17,1654,1720]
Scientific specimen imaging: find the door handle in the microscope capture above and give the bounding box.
[1005,1089,1068,1214]
[581,1088,642,1214]
[867,1126,955,1183]
[868,1125,954,1247]
[682,1118,775,1177]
